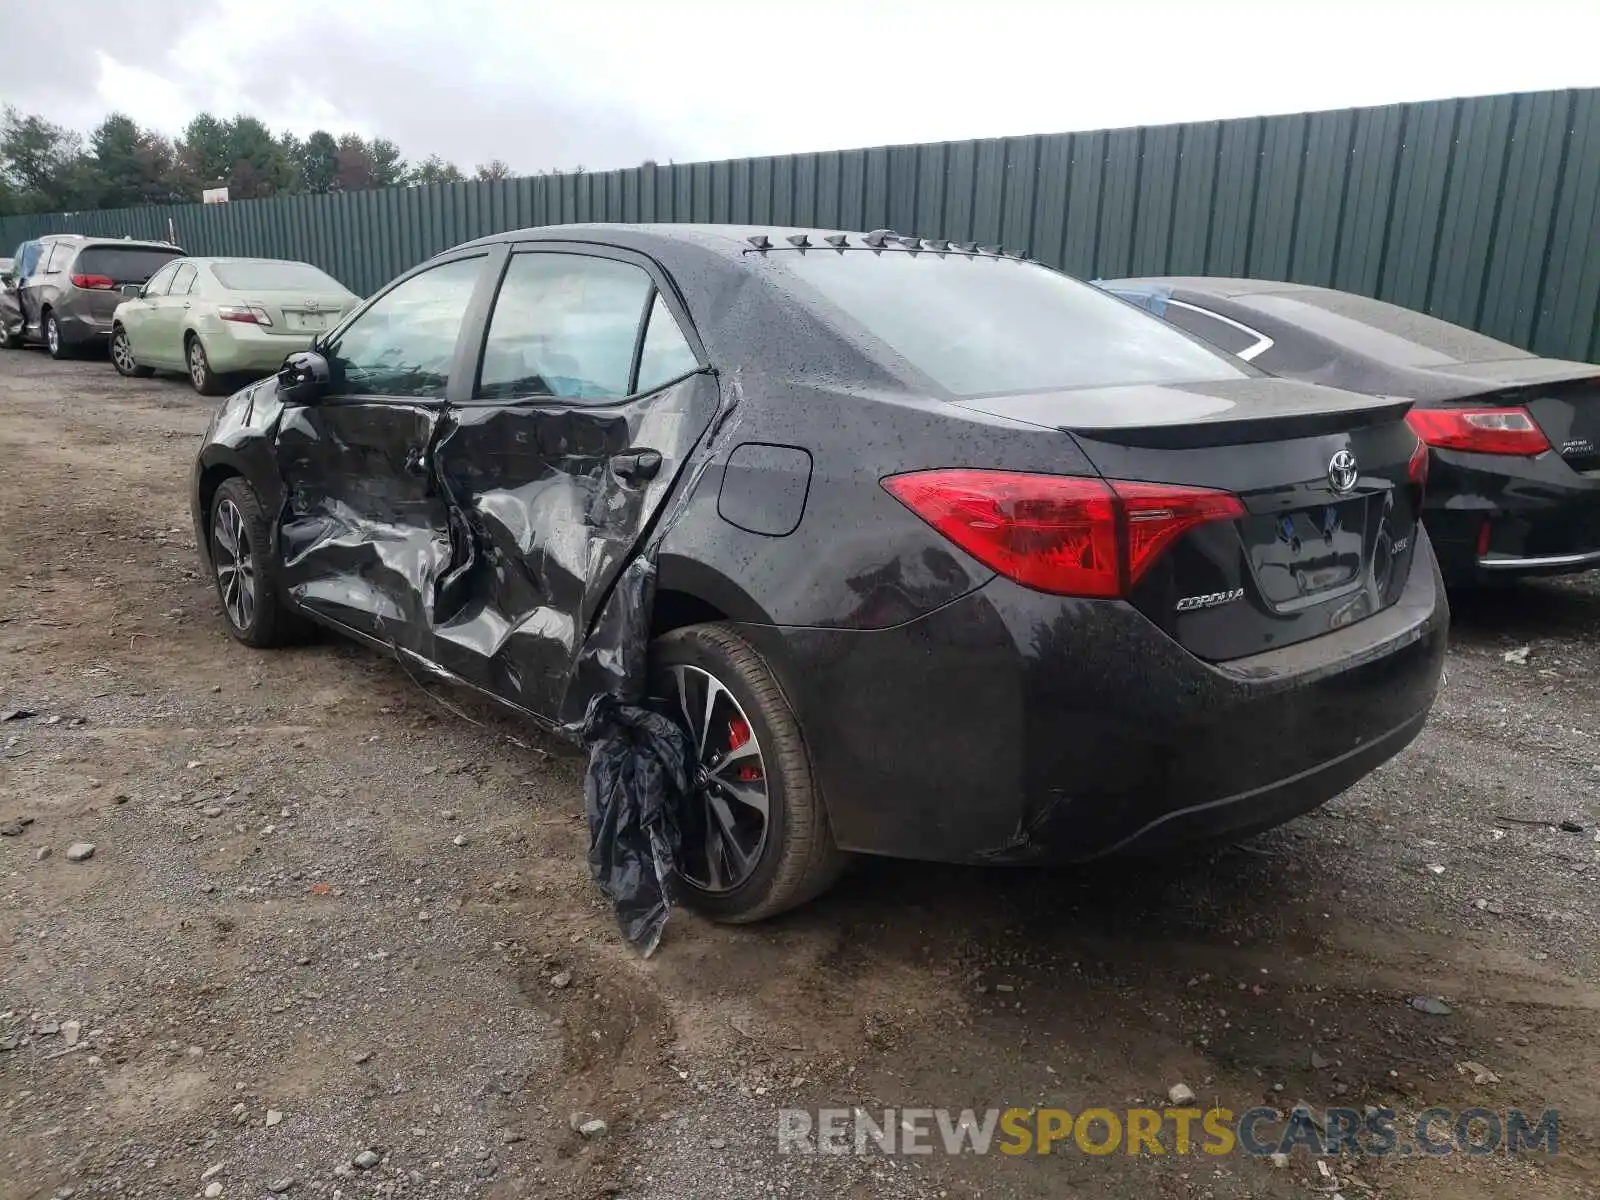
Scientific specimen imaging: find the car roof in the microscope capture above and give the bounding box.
[186,256,319,267]
[1102,275,1598,397]
[452,222,1028,263]
[37,234,183,251]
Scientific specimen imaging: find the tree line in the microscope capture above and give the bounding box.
[0,107,522,217]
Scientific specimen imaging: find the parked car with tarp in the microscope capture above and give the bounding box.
[190,225,1447,926]
[1097,277,1600,585]
[111,257,358,394]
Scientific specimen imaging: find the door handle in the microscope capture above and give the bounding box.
[611,449,663,482]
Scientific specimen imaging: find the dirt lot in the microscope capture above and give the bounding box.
[1,350,1597,1200]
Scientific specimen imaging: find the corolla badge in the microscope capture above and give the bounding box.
[1327,448,1359,494]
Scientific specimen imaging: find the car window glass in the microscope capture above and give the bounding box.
[324,255,484,400]
[75,246,183,285]
[18,243,42,276]
[477,253,653,401]
[775,251,1245,396]
[169,263,198,295]
[1160,303,1266,358]
[636,294,699,392]
[211,261,345,291]
[43,244,72,272]
[143,263,180,296]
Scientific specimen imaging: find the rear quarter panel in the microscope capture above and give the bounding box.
[655,379,1103,630]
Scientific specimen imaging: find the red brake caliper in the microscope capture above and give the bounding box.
[727,717,762,781]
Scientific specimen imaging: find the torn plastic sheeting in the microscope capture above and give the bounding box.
[578,691,692,956]
[1091,279,1171,317]
[564,374,748,954]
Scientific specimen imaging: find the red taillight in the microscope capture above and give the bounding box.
[218,305,270,325]
[881,469,1244,598]
[70,274,115,290]
[1405,407,1549,455]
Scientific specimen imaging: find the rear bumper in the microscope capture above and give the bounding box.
[1425,449,1600,581]
[737,529,1448,865]
[202,324,315,376]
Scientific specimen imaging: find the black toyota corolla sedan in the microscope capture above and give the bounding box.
[191,225,1447,921]
[1097,277,1600,586]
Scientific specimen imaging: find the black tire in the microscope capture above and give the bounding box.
[44,311,70,360]
[187,334,226,396]
[649,623,846,922]
[208,476,305,648]
[110,325,154,378]
[0,320,21,350]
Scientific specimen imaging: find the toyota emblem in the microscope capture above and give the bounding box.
[1327,448,1359,493]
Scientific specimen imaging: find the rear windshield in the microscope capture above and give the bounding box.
[775,250,1246,395]
[211,261,344,292]
[75,246,182,284]
[1238,290,1533,366]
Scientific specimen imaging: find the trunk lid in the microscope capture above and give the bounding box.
[238,290,355,337]
[1522,380,1600,472]
[74,244,182,321]
[954,378,1425,660]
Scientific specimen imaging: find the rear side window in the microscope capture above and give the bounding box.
[169,263,198,295]
[75,246,182,285]
[476,253,658,402]
[43,244,73,272]
[775,251,1245,396]
[636,294,698,392]
[211,261,344,292]
[1159,302,1271,359]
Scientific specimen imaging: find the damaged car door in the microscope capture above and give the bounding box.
[430,245,712,719]
[273,251,494,654]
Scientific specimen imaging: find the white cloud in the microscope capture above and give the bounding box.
[6,0,1598,172]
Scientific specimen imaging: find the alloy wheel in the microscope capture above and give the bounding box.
[189,342,208,389]
[665,665,770,893]
[212,498,256,632]
[111,329,135,374]
[45,317,59,356]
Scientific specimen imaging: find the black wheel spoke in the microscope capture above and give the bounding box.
[214,499,255,632]
[660,663,770,894]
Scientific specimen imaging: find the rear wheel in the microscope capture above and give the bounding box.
[110,325,153,378]
[44,311,69,360]
[187,334,226,396]
[648,623,846,922]
[209,476,304,648]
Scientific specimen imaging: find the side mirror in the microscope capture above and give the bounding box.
[119,283,142,299]
[277,349,331,405]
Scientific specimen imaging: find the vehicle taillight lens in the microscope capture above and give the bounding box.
[881,469,1244,598]
[70,274,115,290]
[218,305,272,326]
[1405,407,1549,455]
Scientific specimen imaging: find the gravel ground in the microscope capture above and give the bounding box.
[1,350,1597,1200]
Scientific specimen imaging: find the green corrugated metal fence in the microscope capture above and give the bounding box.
[5,87,1598,362]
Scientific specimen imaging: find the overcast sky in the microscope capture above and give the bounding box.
[3,0,1597,175]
